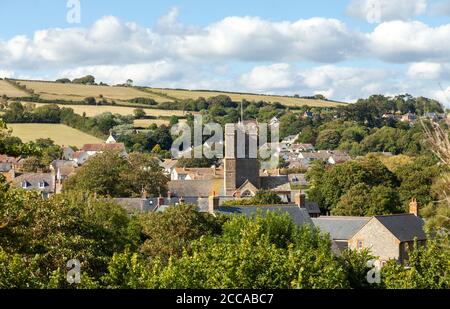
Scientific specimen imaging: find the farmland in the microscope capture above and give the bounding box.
[8,123,103,147]
[0,80,29,97]
[147,88,346,107]
[16,80,171,103]
[29,103,192,118]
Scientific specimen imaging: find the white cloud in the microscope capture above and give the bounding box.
[58,61,184,86]
[0,70,14,78]
[239,63,297,91]
[407,62,444,79]
[368,21,450,62]
[176,17,364,62]
[347,0,427,22]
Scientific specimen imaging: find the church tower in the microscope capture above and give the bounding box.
[224,122,260,196]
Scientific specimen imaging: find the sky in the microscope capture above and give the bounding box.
[1,0,450,103]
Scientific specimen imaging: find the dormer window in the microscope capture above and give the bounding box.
[38,181,46,188]
[21,181,28,188]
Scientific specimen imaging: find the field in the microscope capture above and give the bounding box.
[148,88,346,107]
[133,118,188,128]
[0,80,29,97]
[8,124,104,147]
[16,80,171,103]
[29,103,192,118]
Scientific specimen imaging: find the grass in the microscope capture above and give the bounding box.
[17,80,171,103]
[8,124,104,148]
[147,88,346,107]
[0,80,29,97]
[29,102,193,118]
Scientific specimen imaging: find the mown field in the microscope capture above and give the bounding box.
[148,88,346,107]
[8,123,103,147]
[133,118,188,128]
[29,103,192,118]
[16,80,171,103]
[0,80,29,97]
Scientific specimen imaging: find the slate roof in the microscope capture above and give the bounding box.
[312,216,371,240]
[260,175,291,192]
[288,174,308,186]
[12,173,55,193]
[0,162,12,172]
[168,179,225,197]
[217,205,313,227]
[375,214,426,242]
[114,198,156,213]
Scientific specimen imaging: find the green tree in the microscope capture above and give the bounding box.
[315,129,341,150]
[133,108,146,119]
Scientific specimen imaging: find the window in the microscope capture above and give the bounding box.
[357,240,364,249]
[21,181,28,188]
[38,181,46,188]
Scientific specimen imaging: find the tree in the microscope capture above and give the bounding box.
[315,129,341,150]
[252,190,282,205]
[133,108,146,119]
[126,79,133,87]
[139,204,223,261]
[63,151,130,196]
[55,78,71,84]
[381,238,450,288]
[84,97,97,105]
[73,75,95,85]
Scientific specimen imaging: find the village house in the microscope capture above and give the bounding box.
[170,166,223,181]
[11,171,56,198]
[401,112,417,124]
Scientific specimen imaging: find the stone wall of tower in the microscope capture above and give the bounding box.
[223,123,260,196]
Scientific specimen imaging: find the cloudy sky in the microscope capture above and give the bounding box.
[1,0,450,103]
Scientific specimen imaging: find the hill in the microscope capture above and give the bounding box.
[0,78,347,108]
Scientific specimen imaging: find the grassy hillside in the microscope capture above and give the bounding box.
[0,79,347,108]
[0,80,29,97]
[16,80,171,103]
[147,88,346,107]
[8,123,104,147]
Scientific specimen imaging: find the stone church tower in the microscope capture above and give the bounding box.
[224,122,260,196]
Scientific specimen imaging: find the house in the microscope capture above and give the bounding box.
[62,146,75,160]
[269,117,279,126]
[11,172,56,198]
[297,151,330,166]
[328,153,352,165]
[170,166,223,181]
[288,173,308,187]
[312,216,371,251]
[49,160,78,193]
[159,159,178,175]
[281,134,300,146]
[301,111,313,119]
[423,112,445,122]
[348,214,426,264]
[72,151,90,165]
[289,143,315,153]
[80,132,127,158]
[401,112,417,124]
[0,155,20,181]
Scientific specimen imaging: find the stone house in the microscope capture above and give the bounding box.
[348,214,426,264]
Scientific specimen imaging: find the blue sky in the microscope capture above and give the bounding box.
[1,0,450,103]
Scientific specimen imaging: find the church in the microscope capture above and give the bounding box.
[168,120,293,202]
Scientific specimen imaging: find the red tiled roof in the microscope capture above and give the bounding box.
[81,143,125,152]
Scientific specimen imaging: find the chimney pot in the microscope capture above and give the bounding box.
[409,198,418,216]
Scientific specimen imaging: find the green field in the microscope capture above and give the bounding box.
[147,88,346,107]
[8,124,104,147]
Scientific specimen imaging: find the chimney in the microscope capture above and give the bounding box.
[208,193,220,214]
[141,188,148,199]
[295,193,306,208]
[235,189,241,199]
[157,195,165,207]
[409,198,418,216]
